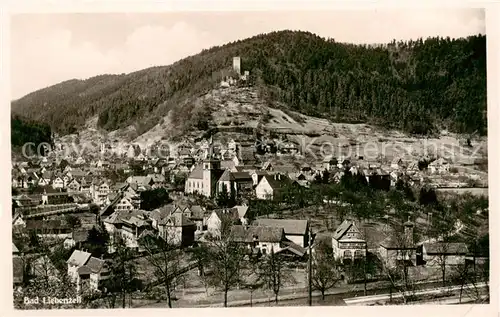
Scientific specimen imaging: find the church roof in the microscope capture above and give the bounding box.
[187,164,204,179]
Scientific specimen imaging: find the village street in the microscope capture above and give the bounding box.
[133,276,454,308]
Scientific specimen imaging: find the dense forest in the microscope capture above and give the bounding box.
[11,115,53,153]
[11,30,486,136]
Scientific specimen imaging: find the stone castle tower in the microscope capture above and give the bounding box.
[233,57,241,75]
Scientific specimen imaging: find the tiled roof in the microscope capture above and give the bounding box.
[231,225,284,243]
[279,240,307,257]
[262,174,293,190]
[150,205,176,222]
[77,265,92,275]
[332,220,363,241]
[235,165,256,172]
[164,212,195,227]
[272,165,297,174]
[213,208,240,221]
[128,176,152,186]
[221,160,236,170]
[252,218,308,235]
[423,242,468,255]
[85,257,107,273]
[187,164,203,179]
[232,172,252,180]
[122,216,149,227]
[189,205,205,219]
[147,174,166,182]
[218,169,235,182]
[66,250,91,267]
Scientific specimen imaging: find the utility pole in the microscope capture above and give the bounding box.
[308,226,312,306]
[363,225,367,296]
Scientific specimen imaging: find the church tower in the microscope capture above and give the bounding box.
[202,136,221,197]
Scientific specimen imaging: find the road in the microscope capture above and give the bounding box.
[235,281,446,307]
[343,282,488,306]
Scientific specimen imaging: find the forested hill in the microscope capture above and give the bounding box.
[11,114,53,154]
[11,30,486,136]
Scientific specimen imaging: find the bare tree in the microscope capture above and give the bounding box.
[256,247,291,304]
[311,240,342,300]
[201,217,246,307]
[138,231,183,308]
[451,263,469,304]
[379,223,416,304]
[105,233,137,308]
[463,259,489,303]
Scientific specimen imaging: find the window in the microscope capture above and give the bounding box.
[344,250,352,258]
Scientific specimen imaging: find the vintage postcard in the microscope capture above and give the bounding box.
[3,2,498,315]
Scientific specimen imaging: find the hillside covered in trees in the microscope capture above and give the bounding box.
[11,115,53,153]
[11,30,486,136]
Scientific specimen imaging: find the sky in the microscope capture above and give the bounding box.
[10,9,485,100]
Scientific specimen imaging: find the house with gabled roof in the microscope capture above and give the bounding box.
[158,212,196,246]
[51,176,65,189]
[261,161,274,171]
[255,173,295,200]
[272,165,297,177]
[379,219,416,267]
[231,225,285,255]
[91,180,111,205]
[417,242,468,266]
[221,159,238,172]
[206,208,241,238]
[64,229,90,249]
[146,173,166,188]
[115,196,135,211]
[429,157,451,174]
[252,218,310,248]
[331,220,367,263]
[30,254,60,281]
[237,147,258,166]
[66,250,109,292]
[217,170,253,197]
[67,178,82,192]
[251,170,269,186]
[104,209,152,251]
[126,176,154,187]
[234,205,249,225]
[38,172,52,186]
[149,205,177,230]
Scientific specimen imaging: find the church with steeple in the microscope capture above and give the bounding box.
[184,137,225,198]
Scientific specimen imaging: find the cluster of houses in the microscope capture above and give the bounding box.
[11,133,477,296]
[327,218,471,281]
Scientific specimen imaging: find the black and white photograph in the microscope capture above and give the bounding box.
[6,4,496,312]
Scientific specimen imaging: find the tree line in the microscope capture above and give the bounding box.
[11,31,486,136]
